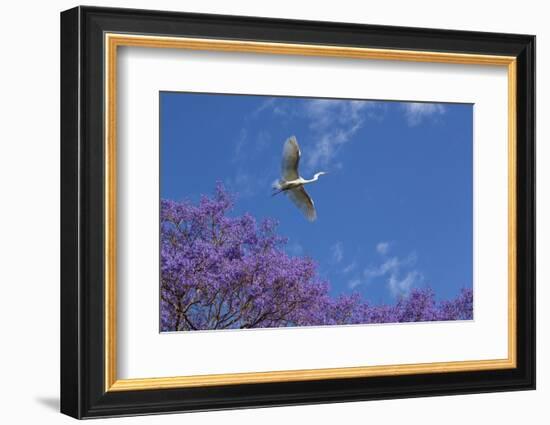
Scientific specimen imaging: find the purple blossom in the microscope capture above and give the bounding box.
[160,185,473,331]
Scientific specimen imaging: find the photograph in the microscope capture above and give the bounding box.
[160,93,474,332]
[57,4,535,419]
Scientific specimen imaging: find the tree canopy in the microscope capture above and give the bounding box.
[160,185,472,332]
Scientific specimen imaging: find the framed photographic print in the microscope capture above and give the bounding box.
[60,6,535,419]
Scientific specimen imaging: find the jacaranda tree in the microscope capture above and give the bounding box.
[160,185,473,332]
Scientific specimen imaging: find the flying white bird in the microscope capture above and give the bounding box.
[272,136,327,221]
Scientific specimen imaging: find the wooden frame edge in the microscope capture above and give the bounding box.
[108,358,516,391]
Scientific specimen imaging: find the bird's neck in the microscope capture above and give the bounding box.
[303,173,321,183]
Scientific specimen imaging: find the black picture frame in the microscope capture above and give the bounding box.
[61,5,535,419]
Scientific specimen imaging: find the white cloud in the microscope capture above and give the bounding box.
[331,241,344,263]
[287,241,304,256]
[233,128,273,162]
[251,97,387,171]
[363,256,400,280]
[256,130,271,151]
[232,128,248,161]
[303,99,376,170]
[305,99,369,129]
[359,251,421,297]
[253,98,277,116]
[253,98,296,119]
[225,169,255,198]
[342,261,357,274]
[230,126,274,195]
[402,102,445,126]
[388,271,423,297]
[348,278,362,289]
[226,166,273,199]
[305,126,361,171]
[376,241,390,255]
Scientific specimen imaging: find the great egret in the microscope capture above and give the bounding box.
[272,136,327,221]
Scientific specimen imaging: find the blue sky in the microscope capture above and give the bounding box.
[160,92,473,305]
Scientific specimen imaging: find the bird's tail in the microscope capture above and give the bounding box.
[271,179,283,196]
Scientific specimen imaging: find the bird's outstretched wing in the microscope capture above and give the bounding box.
[281,136,300,181]
[287,186,317,221]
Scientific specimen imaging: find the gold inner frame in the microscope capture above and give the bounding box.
[104,33,517,392]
